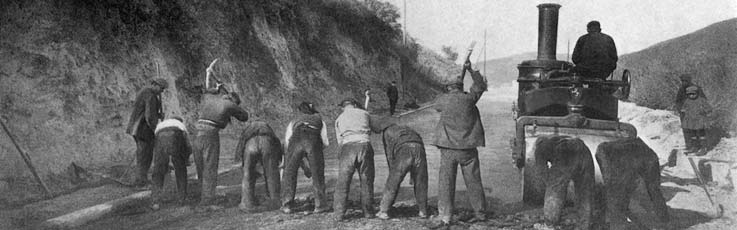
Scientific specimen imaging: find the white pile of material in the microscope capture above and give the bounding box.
[618,101,684,163]
[619,101,737,180]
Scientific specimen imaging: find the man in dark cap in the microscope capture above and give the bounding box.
[150,116,191,209]
[281,102,330,214]
[369,115,428,220]
[572,21,618,80]
[333,91,375,221]
[126,78,168,187]
[433,60,488,226]
[675,74,707,151]
[386,81,399,115]
[194,91,249,207]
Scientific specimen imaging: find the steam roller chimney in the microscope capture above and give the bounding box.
[537,3,561,61]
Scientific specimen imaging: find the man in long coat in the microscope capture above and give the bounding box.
[432,61,488,226]
[675,74,708,151]
[126,78,168,187]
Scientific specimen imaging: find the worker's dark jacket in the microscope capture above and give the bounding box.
[675,83,707,111]
[126,87,163,140]
[370,115,423,159]
[386,85,398,101]
[681,97,712,130]
[432,70,487,149]
[235,121,281,163]
[572,32,618,76]
[198,94,249,128]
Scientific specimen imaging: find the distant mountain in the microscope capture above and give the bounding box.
[615,18,737,129]
[475,53,570,86]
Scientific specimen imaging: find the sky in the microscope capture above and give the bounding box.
[383,0,737,61]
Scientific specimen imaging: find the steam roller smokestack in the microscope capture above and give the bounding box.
[537,3,561,61]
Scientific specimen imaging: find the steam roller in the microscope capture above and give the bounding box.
[510,3,635,204]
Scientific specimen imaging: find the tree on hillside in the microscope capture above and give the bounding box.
[441,45,458,61]
[363,0,401,31]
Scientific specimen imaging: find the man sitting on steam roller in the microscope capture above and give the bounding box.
[572,21,618,80]
[432,60,488,227]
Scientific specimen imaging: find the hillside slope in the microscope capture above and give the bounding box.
[0,0,451,181]
[475,53,569,86]
[615,18,737,129]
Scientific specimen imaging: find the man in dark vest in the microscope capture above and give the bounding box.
[194,91,249,207]
[370,116,428,220]
[432,61,488,226]
[572,21,618,80]
[386,81,399,115]
[151,116,191,209]
[235,120,282,212]
[126,78,168,187]
[674,74,707,151]
[281,102,330,214]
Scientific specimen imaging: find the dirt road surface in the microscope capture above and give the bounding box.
[76,94,720,230]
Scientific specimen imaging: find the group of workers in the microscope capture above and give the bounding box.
[125,57,486,225]
[123,20,713,227]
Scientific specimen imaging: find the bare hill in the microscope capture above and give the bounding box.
[475,53,569,86]
[0,0,452,181]
[615,18,737,129]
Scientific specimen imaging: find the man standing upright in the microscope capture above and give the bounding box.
[433,60,488,227]
[386,81,399,115]
[333,92,375,221]
[126,78,168,187]
[194,91,249,207]
[572,21,618,80]
[675,74,707,151]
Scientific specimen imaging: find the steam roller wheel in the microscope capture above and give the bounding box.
[621,69,631,99]
[522,157,546,205]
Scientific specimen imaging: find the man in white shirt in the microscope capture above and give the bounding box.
[151,117,191,208]
[333,91,375,221]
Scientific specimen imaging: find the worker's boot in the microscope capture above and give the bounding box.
[685,137,699,154]
[695,138,708,156]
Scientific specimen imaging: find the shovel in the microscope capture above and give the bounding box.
[687,157,724,218]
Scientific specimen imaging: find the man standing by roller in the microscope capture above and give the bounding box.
[433,60,488,226]
[126,78,168,188]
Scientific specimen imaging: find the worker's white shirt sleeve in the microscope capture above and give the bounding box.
[321,121,329,147]
[335,118,343,145]
[284,121,294,150]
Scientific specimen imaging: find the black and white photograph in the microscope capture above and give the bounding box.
[1,0,736,229]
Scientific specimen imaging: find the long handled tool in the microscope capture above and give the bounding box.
[205,58,230,94]
[460,41,477,80]
[687,157,724,217]
[1,117,53,197]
